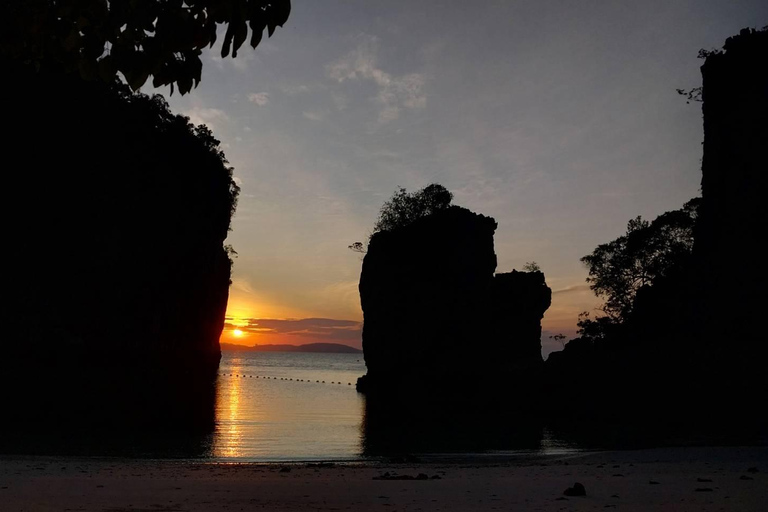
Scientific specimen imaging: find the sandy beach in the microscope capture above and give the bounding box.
[1,447,766,511]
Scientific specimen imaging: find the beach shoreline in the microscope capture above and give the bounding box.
[2,446,766,511]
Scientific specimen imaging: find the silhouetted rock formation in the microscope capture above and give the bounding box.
[356,206,551,398]
[542,28,768,427]
[0,62,236,433]
[491,271,552,364]
[694,27,768,366]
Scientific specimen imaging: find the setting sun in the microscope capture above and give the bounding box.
[233,329,245,337]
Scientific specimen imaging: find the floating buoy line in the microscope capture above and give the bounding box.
[217,372,354,386]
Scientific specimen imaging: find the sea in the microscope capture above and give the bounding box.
[1,351,757,460]
[209,351,580,462]
[0,349,585,461]
[213,351,367,461]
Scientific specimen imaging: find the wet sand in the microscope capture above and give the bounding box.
[1,447,766,511]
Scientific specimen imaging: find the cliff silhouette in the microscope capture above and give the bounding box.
[355,203,551,454]
[356,205,551,397]
[694,27,768,373]
[0,62,237,433]
[543,28,768,431]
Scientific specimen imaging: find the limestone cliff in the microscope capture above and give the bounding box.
[356,206,551,396]
[695,28,768,359]
[490,271,552,364]
[541,29,768,423]
[0,64,236,432]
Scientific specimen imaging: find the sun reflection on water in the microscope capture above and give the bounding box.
[210,352,367,461]
[215,361,244,458]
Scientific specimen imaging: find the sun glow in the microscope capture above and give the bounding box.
[233,329,245,337]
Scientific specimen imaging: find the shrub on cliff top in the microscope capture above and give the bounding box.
[349,184,453,253]
[373,184,453,235]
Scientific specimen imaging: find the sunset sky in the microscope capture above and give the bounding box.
[154,1,767,355]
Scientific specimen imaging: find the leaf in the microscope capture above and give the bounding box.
[273,1,292,27]
[207,19,218,48]
[78,58,99,82]
[248,19,264,48]
[178,74,193,95]
[267,1,292,37]
[126,67,150,91]
[187,53,203,88]
[97,55,116,82]
[221,22,235,58]
[231,20,247,57]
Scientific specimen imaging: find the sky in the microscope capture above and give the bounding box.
[154,1,767,356]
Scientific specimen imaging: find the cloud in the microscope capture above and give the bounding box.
[552,284,591,295]
[183,107,229,131]
[281,84,310,95]
[302,110,325,121]
[225,317,363,345]
[207,50,255,72]
[326,36,426,123]
[247,92,270,106]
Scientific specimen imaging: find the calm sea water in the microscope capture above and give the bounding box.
[211,351,582,462]
[212,351,367,461]
[1,351,749,459]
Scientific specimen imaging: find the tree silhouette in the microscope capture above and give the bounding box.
[373,184,453,235]
[522,261,541,272]
[549,333,567,348]
[347,183,453,254]
[580,198,700,323]
[348,241,366,254]
[350,184,454,253]
[1,0,291,93]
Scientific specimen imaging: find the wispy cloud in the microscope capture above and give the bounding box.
[281,84,311,95]
[225,317,363,346]
[247,92,270,106]
[552,284,591,295]
[326,35,426,123]
[302,110,325,121]
[183,107,230,131]
[207,50,255,72]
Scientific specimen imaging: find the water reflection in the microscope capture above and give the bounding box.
[0,353,218,458]
[208,353,582,461]
[0,350,716,459]
[360,394,546,457]
[210,352,365,461]
[208,353,585,461]
[216,359,244,458]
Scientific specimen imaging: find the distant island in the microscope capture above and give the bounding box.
[220,342,362,354]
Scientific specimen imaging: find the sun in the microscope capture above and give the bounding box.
[233,329,245,337]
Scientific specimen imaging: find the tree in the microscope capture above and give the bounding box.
[372,184,453,234]
[522,261,541,272]
[349,184,453,254]
[0,0,291,94]
[580,198,700,323]
[549,333,567,348]
[575,312,619,343]
[348,241,366,254]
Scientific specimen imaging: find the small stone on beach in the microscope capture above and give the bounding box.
[563,482,586,496]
